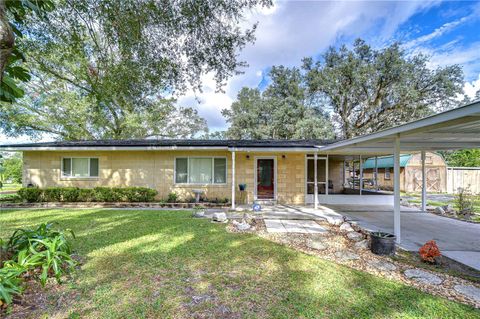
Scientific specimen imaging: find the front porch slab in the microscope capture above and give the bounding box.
[265,219,327,234]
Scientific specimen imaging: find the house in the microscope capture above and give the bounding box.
[360,152,447,193]
[1,101,480,244]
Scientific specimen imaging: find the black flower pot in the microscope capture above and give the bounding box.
[370,232,396,256]
[238,184,247,191]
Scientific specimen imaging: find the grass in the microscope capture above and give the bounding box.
[0,209,478,318]
[0,183,21,193]
[404,192,480,222]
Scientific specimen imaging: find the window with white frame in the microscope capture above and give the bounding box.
[384,167,391,180]
[175,157,226,184]
[62,158,99,178]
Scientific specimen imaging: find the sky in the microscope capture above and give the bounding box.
[2,0,480,144]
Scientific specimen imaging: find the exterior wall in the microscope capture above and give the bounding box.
[23,150,232,201]
[328,159,344,193]
[23,150,308,204]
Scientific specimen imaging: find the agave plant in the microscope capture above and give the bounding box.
[25,236,76,286]
[0,264,25,305]
[7,222,75,256]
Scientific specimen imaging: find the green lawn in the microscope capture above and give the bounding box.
[0,182,21,192]
[0,209,478,318]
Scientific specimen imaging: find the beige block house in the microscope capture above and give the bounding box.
[8,139,371,206]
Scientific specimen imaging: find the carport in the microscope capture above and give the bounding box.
[319,101,480,244]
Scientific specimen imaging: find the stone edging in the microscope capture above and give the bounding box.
[0,202,230,209]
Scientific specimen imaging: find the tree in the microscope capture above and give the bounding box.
[222,66,335,139]
[303,39,464,138]
[444,149,480,167]
[0,0,270,140]
[0,0,54,102]
[0,152,22,183]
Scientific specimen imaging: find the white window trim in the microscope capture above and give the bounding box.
[385,167,391,180]
[61,157,99,179]
[174,156,228,185]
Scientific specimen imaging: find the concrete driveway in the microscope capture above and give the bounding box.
[327,205,480,271]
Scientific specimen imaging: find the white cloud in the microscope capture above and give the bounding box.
[177,0,438,131]
[464,74,480,99]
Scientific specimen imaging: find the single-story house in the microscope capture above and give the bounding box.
[1,101,480,243]
[360,152,447,193]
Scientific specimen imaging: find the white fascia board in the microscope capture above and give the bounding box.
[321,102,480,152]
[0,146,230,152]
[228,146,323,152]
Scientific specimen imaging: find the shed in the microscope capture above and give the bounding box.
[361,152,447,193]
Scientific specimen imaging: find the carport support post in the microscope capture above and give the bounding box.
[421,150,426,213]
[231,151,236,210]
[314,152,318,209]
[394,135,401,244]
[359,155,363,195]
[375,156,379,191]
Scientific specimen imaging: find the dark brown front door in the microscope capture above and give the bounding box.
[257,159,274,199]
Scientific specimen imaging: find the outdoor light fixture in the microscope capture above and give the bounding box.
[246,155,250,159]
[282,155,286,159]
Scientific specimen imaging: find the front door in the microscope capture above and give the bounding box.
[256,158,275,199]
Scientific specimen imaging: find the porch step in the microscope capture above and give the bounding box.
[254,200,277,206]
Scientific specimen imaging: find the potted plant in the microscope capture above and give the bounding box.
[370,231,396,255]
[238,183,247,191]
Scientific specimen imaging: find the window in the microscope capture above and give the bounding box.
[384,167,391,180]
[62,158,99,178]
[175,157,227,184]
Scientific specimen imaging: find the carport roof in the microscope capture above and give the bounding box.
[319,101,480,155]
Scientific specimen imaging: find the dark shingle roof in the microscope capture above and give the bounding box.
[0,139,339,149]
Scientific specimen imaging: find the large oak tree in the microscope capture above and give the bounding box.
[0,0,270,140]
[303,39,464,138]
[222,66,335,140]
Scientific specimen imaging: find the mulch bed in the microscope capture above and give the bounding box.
[0,202,230,209]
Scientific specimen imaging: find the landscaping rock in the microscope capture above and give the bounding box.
[335,250,360,261]
[454,284,480,302]
[443,204,454,213]
[339,222,354,232]
[404,269,443,285]
[193,210,205,218]
[326,216,344,226]
[232,220,251,231]
[346,232,364,242]
[354,239,369,250]
[306,239,328,251]
[400,198,410,207]
[367,260,397,272]
[212,212,227,222]
[434,206,445,215]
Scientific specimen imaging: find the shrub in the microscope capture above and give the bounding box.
[16,187,158,203]
[61,187,80,202]
[455,187,474,215]
[419,240,441,263]
[121,187,157,202]
[17,187,42,202]
[167,192,178,203]
[77,188,94,202]
[43,187,63,202]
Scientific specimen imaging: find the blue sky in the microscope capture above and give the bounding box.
[3,0,480,143]
[177,0,480,132]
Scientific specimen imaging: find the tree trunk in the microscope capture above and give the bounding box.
[0,0,14,83]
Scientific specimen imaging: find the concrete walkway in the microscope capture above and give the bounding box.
[330,205,480,271]
[264,219,328,234]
